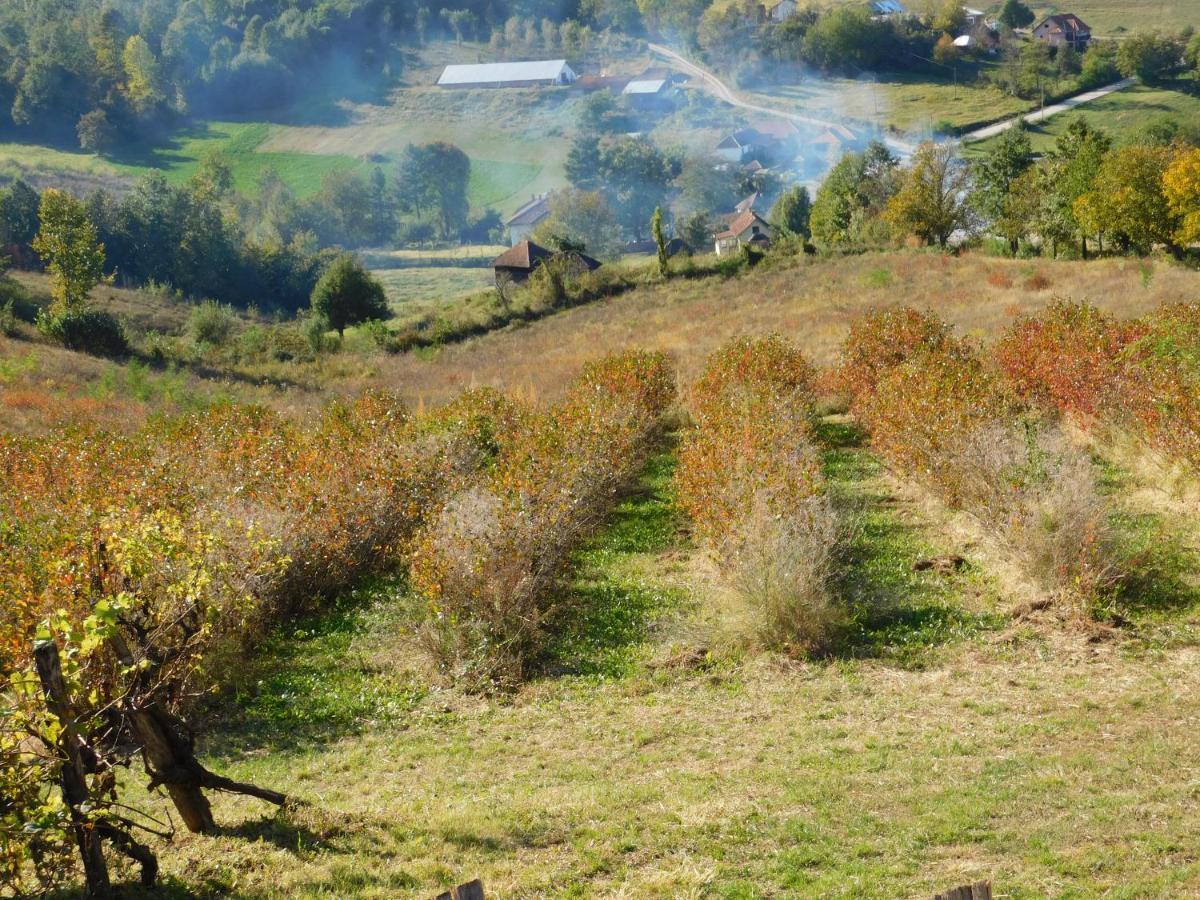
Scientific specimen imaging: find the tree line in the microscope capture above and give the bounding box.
[806,118,1200,261]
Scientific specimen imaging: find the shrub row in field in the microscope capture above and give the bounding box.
[843,307,1119,611]
[410,350,676,690]
[676,335,845,652]
[0,383,555,891]
[998,299,1200,472]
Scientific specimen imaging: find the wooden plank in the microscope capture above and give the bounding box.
[934,883,991,900]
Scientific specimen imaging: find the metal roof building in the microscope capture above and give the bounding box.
[437,60,577,88]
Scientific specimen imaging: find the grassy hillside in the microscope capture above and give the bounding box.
[1032,0,1200,34]
[969,82,1200,154]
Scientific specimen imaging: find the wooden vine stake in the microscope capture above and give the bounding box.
[33,640,112,900]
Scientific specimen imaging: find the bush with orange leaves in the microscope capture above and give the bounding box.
[1116,304,1200,470]
[835,306,959,404]
[996,299,1147,420]
[675,336,848,651]
[410,350,676,690]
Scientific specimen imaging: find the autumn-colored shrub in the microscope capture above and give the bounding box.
[676,335,821,545]
[0,389,491,893]
[676,336,846,651]
[856,348,1019,505]
[835,307,958,403]
[1023,271,1052,291]
[996,299,1147,419]
[1115,303,1200,470]
[855,337,1117,610]
[411,350,676,689]
[986,271,1014,289]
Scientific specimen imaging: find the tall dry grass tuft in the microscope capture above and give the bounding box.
[677,335,848,652]
[411,350,676,690]
[954,423,1120,612]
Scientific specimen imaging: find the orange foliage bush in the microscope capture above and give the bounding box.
[986,271,1013,289]
[676,334,821,546]
[835,307,959,404]
[996,299,1147,420]
[410,350,676,688]
[856,347,1019,505]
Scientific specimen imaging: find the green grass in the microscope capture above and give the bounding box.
[1032,0,1200,34]
[0,121,363,199]
[969,82,1200,155]
[746,65,1032,135]
[372,266,496,314]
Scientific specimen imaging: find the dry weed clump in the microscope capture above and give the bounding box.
[676,335,846,652]
[410,350,676,690]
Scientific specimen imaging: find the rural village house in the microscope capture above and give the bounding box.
[437,59,577,88]
[492,239,601,286]
[714,210,773,256]
[1032,14,1091,50]
[505,194,551,245]
[767,0,798,22]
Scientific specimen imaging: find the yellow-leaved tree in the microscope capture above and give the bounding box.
[1163,146,1200,247]
[31,189,108,311]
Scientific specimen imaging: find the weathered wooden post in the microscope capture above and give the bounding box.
[436,878,485,900]
[33,640,112,900]
[934,881,992,900]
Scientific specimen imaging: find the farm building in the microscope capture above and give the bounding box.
[437,59,577,88]
[622,78,673,110]
[1032,14,1091,50]
[767,0,798,21]
[869,0,907,18]
[714,211,772,256]
[492,240,600,286]
[505,194,551,245]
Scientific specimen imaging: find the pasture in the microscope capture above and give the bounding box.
[968,82,1200,154]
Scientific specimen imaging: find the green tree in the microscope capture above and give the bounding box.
[885,142,975,248]
[973,122,1034,254]
[1078,42,1120,88]
[769,185,812,239]
[0,180,42,262]
[32,189,107,310]
[1051,117,1112,257]
[997,0,1034,30]
[309,253,389,338]
[810,143,897,249]
[1075,144,1179,256]
[122,34,165,116]
[1116,31,1182,84]
[677,155,739,216]
[531,189,623,260]
[652,206,668,277]
[394,142,471,240]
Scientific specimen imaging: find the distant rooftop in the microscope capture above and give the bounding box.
[437,59,573,86]
[623,79,667,95]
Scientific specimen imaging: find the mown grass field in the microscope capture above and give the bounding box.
[7,249,1200,896]
[969,82,1200,154]
[373,265,495,313]
[1032,0,1200,34]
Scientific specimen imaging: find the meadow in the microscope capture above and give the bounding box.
[967,82,1200,154]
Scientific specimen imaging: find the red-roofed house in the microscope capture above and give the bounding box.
[1033,13,1091,50]
[714,210,773,256]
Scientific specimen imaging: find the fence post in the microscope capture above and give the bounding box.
[435,878,485,900]
[33,641,112,900]
[934,882,992,900]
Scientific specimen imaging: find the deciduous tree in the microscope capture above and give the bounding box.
[309,253,389,338]
[32,189,107,310]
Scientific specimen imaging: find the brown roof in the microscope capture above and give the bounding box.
[715,210,769,239]
[1037,13,1089,33]
[493,240,555,270]
[749,118,801,141]
[493,240,602,272]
